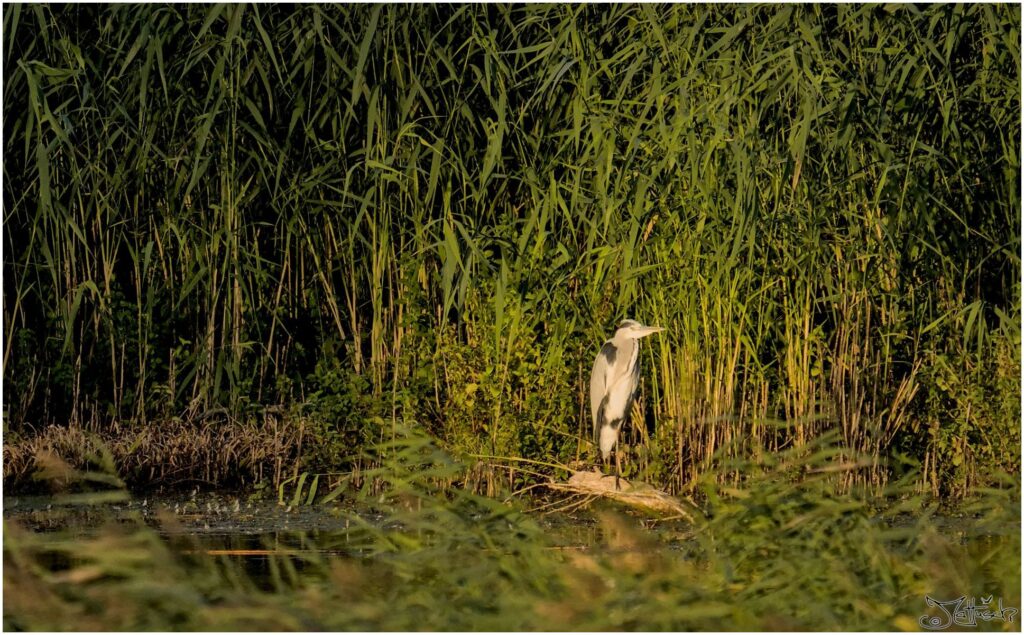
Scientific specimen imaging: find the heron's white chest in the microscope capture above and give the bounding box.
[603,339,639,417]
[603,372,636,420]
[599,423,619,459]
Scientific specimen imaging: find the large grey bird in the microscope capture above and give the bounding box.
[590,319,664,488]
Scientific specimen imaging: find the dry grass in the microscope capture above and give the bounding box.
[546,470,695,518]
[4,413,307,491]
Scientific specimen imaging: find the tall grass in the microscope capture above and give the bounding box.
[3,4,1020,495]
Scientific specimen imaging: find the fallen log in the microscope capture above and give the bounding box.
[547,470,694,519]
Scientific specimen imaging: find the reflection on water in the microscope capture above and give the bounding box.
[3,492,610,589]
[4,488,1019,631]
[4,489,1012,588]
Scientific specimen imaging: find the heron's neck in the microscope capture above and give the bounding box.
[612,334,638,349]
[612,334,639,368]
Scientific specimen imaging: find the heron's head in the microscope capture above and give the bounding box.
[616,319,665,340]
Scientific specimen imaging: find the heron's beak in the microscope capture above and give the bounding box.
[634,325,665,339]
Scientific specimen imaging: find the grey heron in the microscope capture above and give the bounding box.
[590,319,664,489]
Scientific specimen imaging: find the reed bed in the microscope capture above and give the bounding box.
[3,4,1019,496]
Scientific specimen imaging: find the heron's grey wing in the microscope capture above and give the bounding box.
[590,341,617,440]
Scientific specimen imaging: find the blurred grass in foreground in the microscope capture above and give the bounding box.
[4,431,1019,631]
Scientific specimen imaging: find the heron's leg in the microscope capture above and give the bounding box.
[614,446,622,491]
[599,453,618,484]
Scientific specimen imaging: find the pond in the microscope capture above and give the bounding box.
[3,486,1020,631]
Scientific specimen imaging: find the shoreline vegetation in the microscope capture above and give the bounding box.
[4,4,1020,502]
[3,430,1021,631]
[4,5,1019,630]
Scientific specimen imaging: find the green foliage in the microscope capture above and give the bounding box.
[918,315,1022,497]
[2,4,1019,495]
[304,341,376,466]
[432,287,583,471]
